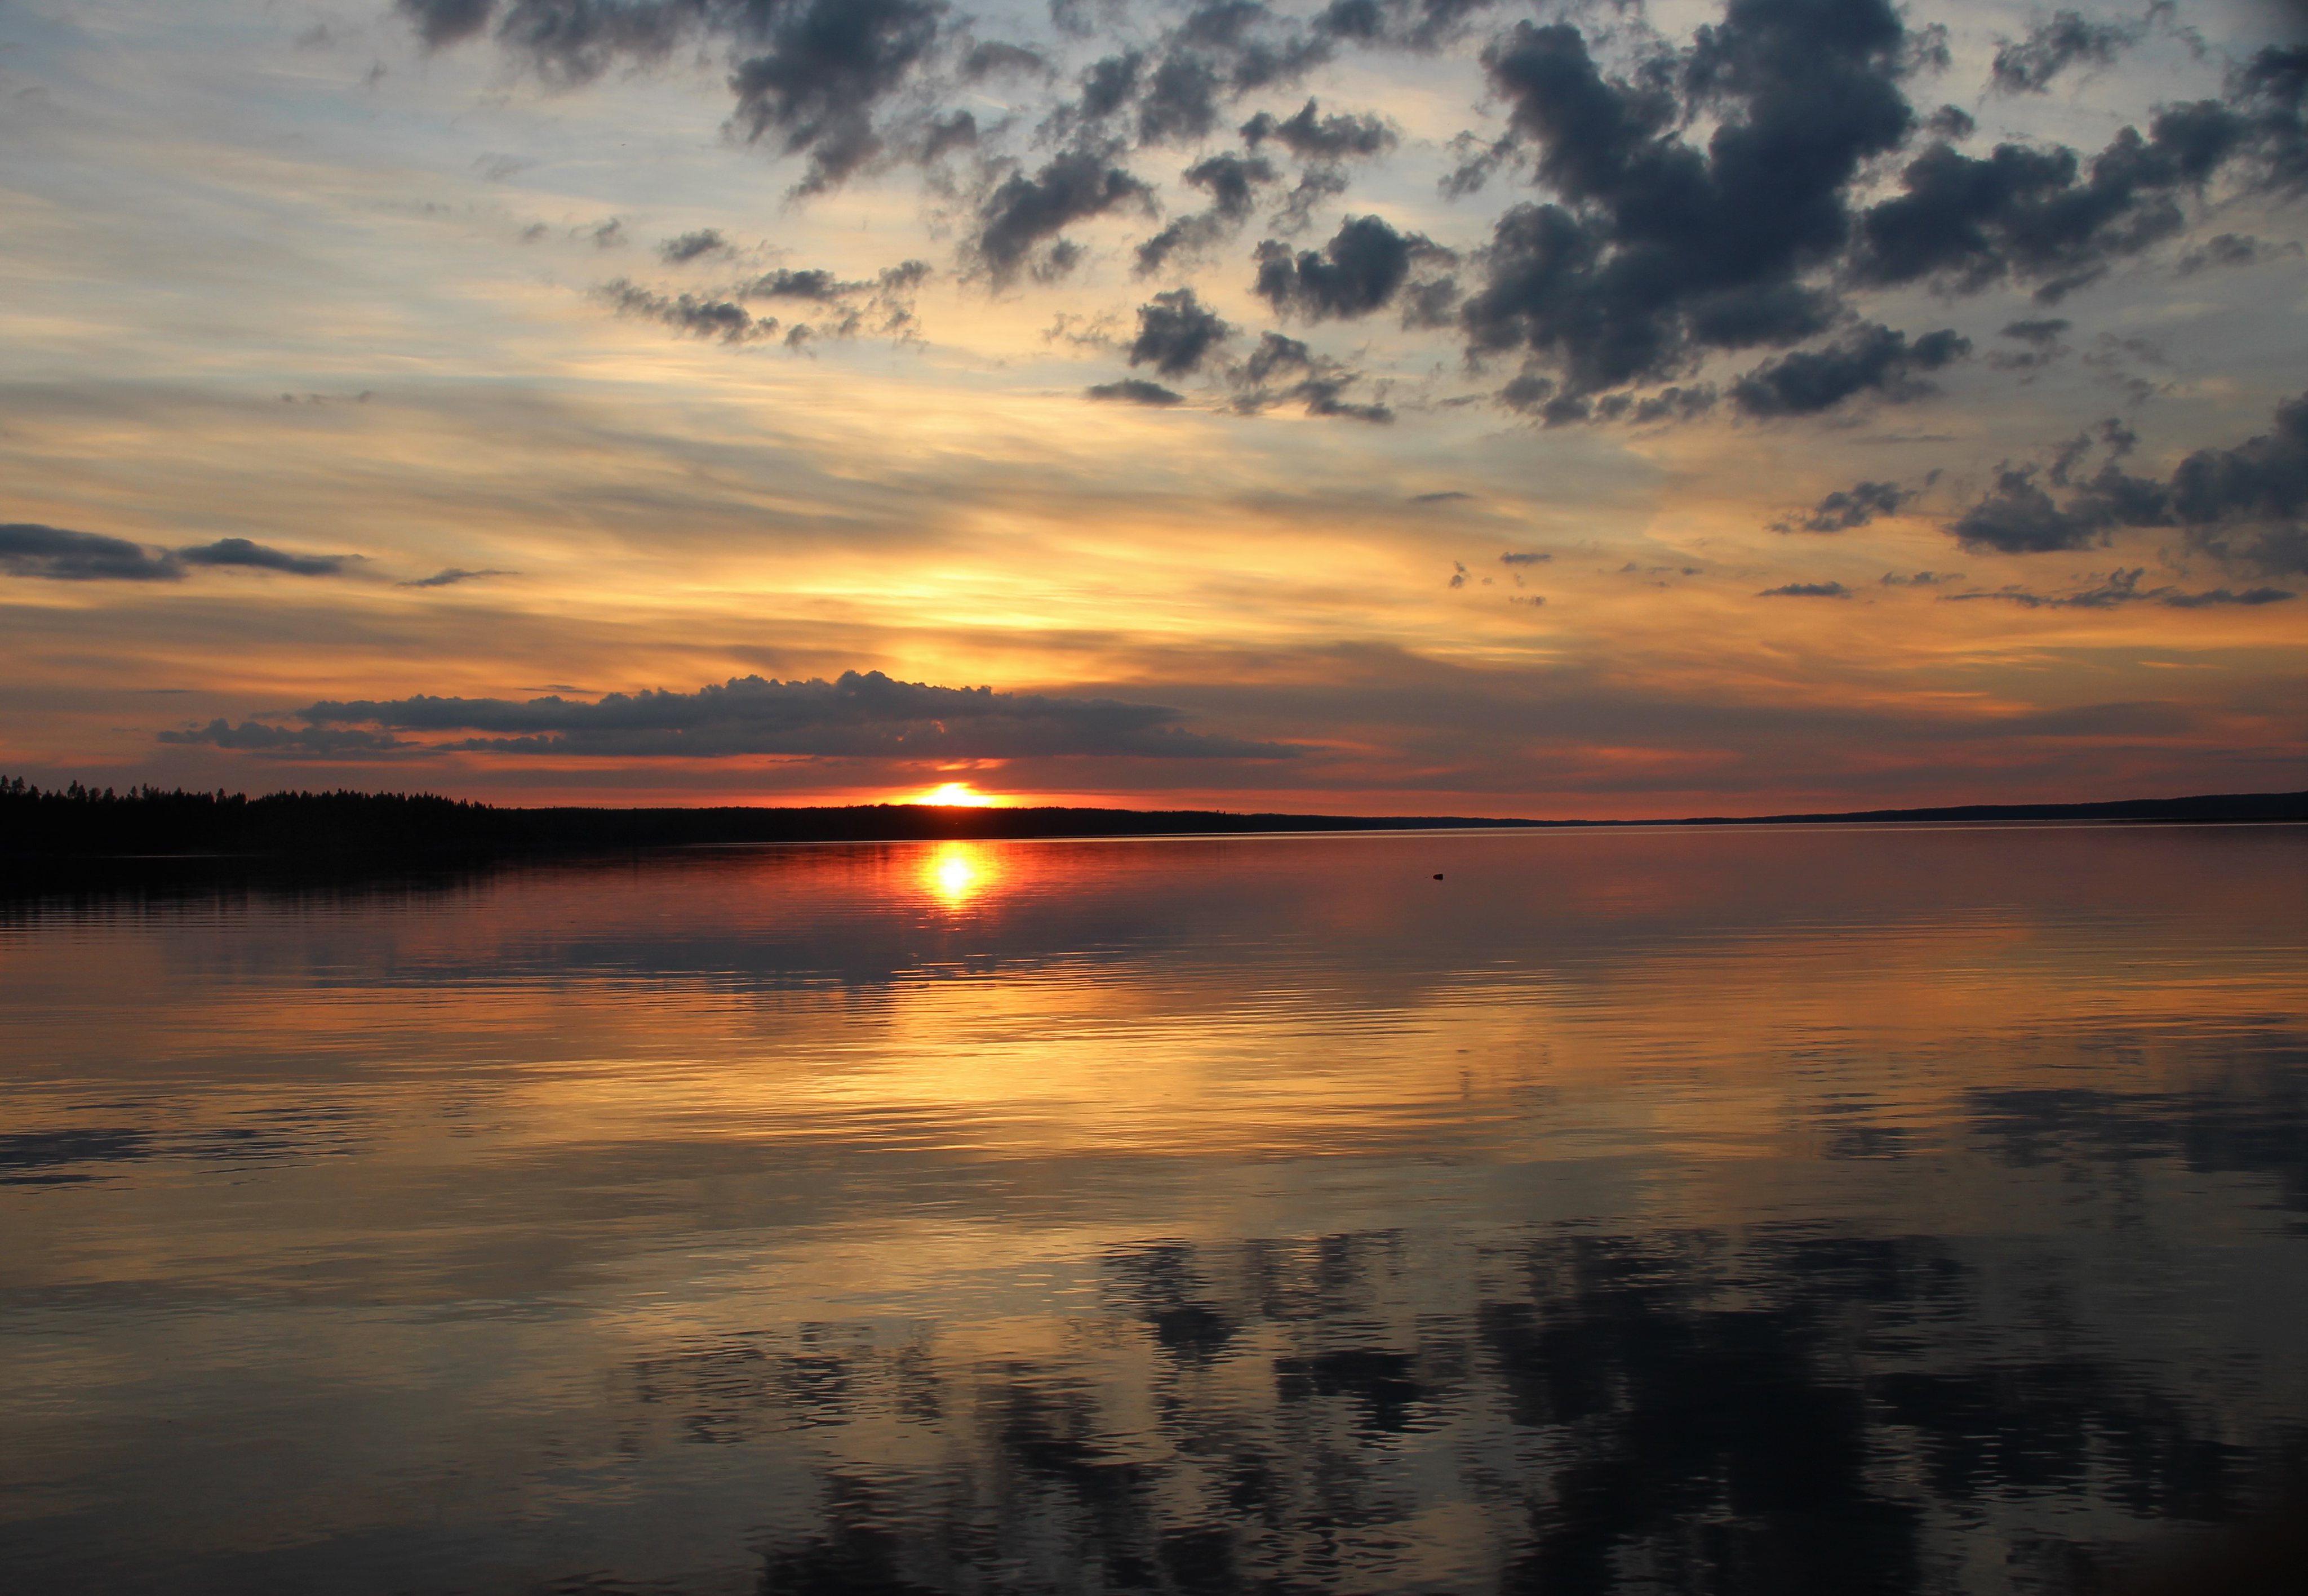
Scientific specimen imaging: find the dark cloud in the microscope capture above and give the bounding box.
[1253,214,1450,322]
[659,229,730,264]
[1776,478,1915,532]
[1050,6,1331,153]
[400,567,517,588]
[1241,99,1396,230]
[726,0,947,193]
[1499,549,1548,564]
[1126,288,1231,377]
[972,147,1154,283]
[1458,0,1917,404]
[1924,103,1976,140]
[1991,10,2142,95]
[1228,332,1391,422]
[2001,317,2071,347]
[1880,570,1960,586]
[179,538,357,576]
[1410,490,1472,503]
[1948,394,2308,572]
[1731,324,1969,417]
[1849,104,2254,303]
[960,39,1047,81]
[1240,97,1393,161]
[601,279,776,343]
[1758,581,1852,597]
[1942,567,2297,608]
[397,0,952,195]
[0,522,183,582]
[157,720,411,755]
[2177,232,2298,274]
[173,672,1294,760]
[1311,0,1498,52]
[1134,153,1278,274]
[1086,379,1184,406]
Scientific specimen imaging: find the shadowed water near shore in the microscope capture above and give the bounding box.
[3,825,2305,1594]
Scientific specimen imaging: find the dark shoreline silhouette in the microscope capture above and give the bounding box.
[2,776,2302,873]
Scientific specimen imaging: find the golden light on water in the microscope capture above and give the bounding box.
[922,841,995,906]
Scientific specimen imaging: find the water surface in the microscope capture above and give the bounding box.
[4,825,2305,1594]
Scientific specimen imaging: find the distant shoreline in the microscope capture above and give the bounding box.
[3,779,2302,874]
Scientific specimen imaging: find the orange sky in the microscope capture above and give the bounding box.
[1,0,2303,816]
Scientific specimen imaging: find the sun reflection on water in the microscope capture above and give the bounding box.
[922,841,996,906]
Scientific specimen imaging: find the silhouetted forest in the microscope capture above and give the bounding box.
[1,776,2300,865]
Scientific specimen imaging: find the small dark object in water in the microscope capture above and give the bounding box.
[1433,873,1443,880]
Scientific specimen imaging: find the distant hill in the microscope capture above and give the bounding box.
[1,776,2301,866]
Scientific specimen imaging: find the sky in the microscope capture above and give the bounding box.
[2,0,2305,816]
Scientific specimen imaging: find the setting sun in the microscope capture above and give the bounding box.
[917,783,999,808]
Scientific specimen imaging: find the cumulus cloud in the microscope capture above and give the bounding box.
[601,280,774,343]
[1086,379,1184,405]
[971,146,1154,282]
[1774,478,1921,532]
[1949,393,2308,572]
[166,671,1295,761]
[1457,0,1917,403]
[1134,152,1277,274]
[1126,287,1232,377]
[659,229,731,264]
[1253,214,1451,322]
[1732,325,1970,417]
[1,523,183,582]
[1990,10,2142,95]
[397,0,955,195]
[1227,332,1392,423]
[1758,580,1853,597]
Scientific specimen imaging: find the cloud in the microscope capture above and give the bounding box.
[1134,152,1277,274]
[659,229,731,264]
[727,0,948,193]
[1880,570,1960,586]
[179,538,357,576]
[1240,97,1394,161]
[1732,325,1970,417]
[1458,0,1917,402]
[1775,478,1916,532]
[0,522,183,582]
[1086,379,1184,405]
[1,525,359,581]
[601,280,775,344]
[157,720,411,755]
[400,567,517,588]
[960,39,1047,81]
[1310,0,1499,52]
[1126,288,1232,377]
[1990,10,2142,95]
[397,0,954,195]
[2175,233,2296,274]
[1757,581,1853,597]
[168,672,1296,760]
[1498,549,1548,564]
[1252,214,1450,322]
[971,147,1154,283]
[1942,567,2297,608]
[1227,332,1392,423]
[1948,393,2308,572]
[1848,105,2256,303]
[1410,490,1473,503]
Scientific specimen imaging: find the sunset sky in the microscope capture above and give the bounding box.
[3,0,2305,815]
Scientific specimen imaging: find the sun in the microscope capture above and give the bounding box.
[917,781,998,807]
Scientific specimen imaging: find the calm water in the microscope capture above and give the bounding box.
[3,825,2305,1595]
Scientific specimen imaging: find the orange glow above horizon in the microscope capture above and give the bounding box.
[917,782,1000,808]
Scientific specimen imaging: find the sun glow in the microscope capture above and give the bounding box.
[918,782,999,807]
[921,841,997,906]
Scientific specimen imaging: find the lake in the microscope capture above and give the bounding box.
[3,824,2305,1595]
